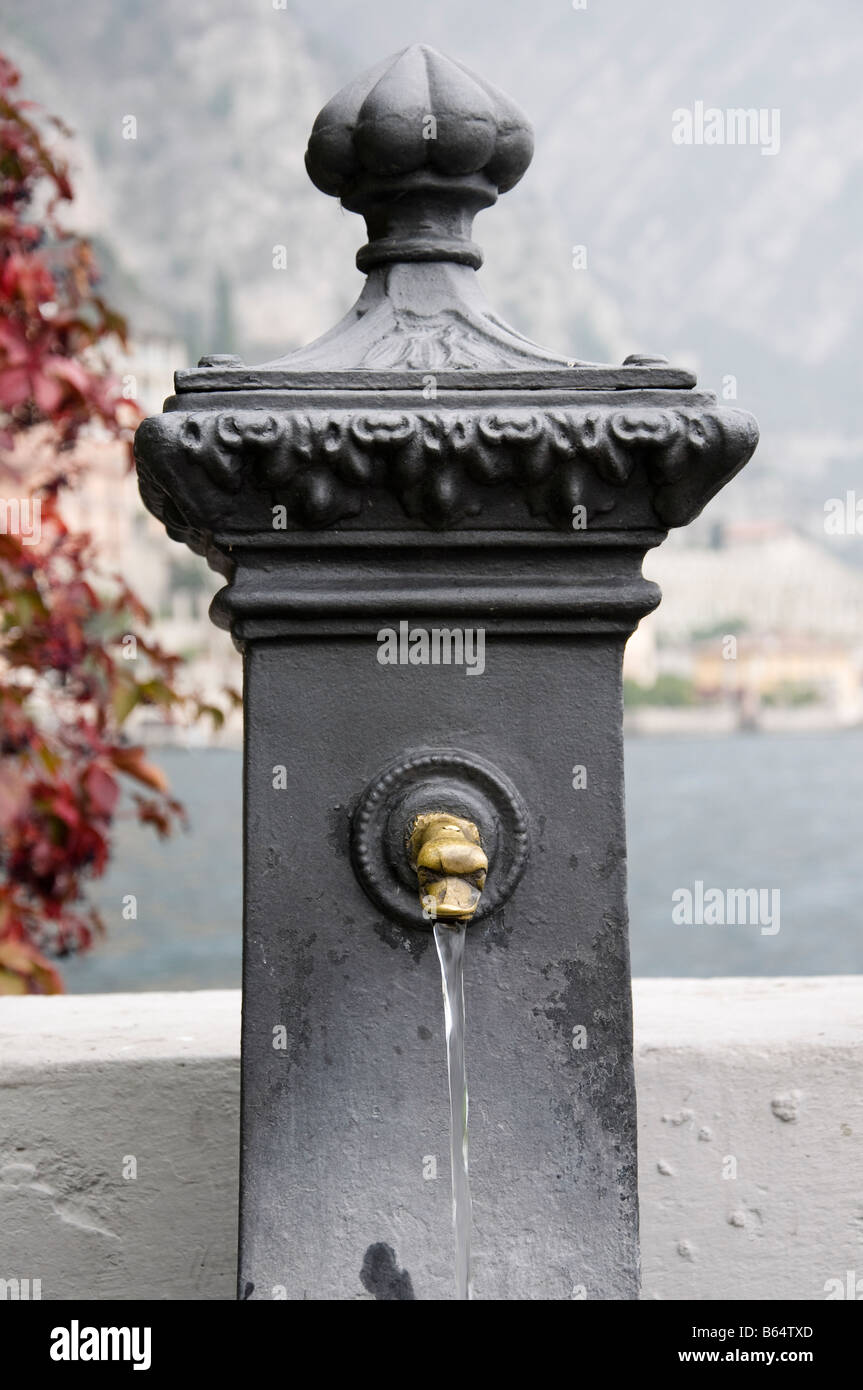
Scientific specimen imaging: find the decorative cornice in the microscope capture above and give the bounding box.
[135,396,757,542]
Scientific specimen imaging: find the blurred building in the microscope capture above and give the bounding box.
[642,523,863,644]
[692,636,861,724]
[624,522,863,727]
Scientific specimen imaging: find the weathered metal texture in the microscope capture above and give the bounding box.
[135,44,758,1300]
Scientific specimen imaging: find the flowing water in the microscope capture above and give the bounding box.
[433,920,473,1300]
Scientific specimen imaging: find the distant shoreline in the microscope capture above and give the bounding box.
[625,706,860,736]
[129,714,862,750]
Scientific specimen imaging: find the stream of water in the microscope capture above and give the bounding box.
[433,920,473,1300]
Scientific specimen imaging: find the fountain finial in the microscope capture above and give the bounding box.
[305,44,533,272]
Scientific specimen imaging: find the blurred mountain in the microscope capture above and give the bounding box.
[2,0,862,529]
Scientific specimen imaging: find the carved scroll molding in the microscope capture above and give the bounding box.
[135,401,758,538]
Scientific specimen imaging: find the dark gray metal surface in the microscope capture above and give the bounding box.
[238,636,637,1300]
[135,43,758,1299]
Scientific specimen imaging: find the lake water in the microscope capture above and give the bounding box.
[60,732,863,992]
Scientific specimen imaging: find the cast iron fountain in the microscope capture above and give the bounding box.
[135,44,758,1300]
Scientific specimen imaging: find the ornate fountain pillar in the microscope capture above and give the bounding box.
[135,45,757,1300]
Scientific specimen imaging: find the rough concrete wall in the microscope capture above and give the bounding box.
[0,991,240,1301]
[0,979,860,1300]
[635,976,863,1301]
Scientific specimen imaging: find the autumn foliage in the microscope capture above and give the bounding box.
[0,54,203,992]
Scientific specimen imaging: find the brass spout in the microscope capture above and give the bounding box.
[408,812,488,923]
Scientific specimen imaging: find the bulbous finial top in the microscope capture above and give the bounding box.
[305,45,534,271]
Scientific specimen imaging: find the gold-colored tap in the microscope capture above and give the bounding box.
[408,812,488,923]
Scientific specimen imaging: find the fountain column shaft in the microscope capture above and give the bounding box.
[240,626,638,1299]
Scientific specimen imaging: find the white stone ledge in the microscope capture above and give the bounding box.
[634,976,862,1301]
[0,978,860,1301]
